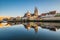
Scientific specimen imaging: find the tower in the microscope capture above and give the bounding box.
[24,11,31,17]
[26,11,31,18]
[34,7,38,16]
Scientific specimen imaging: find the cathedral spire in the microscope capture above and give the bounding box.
[34,7,38,16]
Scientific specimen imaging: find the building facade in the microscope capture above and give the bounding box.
[41,11,57,18]
[24,7,38,20]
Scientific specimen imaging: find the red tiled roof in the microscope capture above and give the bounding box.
[41,14,46,16]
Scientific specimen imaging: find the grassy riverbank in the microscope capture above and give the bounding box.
[7,20,60,22]
[0,20,60,23]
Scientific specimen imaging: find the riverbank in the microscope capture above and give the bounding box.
[0,17,60,23]
[0,20,60,23]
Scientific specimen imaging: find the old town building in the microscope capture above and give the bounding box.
[24,7,38,20]
[41,11,57,18]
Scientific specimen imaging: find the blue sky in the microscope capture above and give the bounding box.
[0,0,60,16]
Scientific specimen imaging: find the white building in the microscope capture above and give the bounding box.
[41,11,57,18]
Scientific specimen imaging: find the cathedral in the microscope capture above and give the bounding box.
[24,7,38,19]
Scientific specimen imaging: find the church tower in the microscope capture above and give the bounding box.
[34,7,38,16]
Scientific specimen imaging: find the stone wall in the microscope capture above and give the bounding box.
[42,17,60,20]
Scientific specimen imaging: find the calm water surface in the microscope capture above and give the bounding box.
[0,22,60,40]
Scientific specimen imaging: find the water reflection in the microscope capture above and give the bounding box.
[22,22,60,32]
[0,22,60,32]
[23,22,38,32]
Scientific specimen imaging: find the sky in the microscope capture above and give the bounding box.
[0,0,60,17]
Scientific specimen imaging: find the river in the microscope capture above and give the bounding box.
[0,22,60,40]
